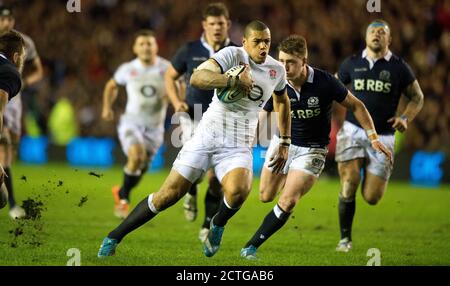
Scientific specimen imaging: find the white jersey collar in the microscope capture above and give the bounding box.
[135,57,158,69]
[306,65,314,83]
[362,48,392,69]
[286,65,314,100]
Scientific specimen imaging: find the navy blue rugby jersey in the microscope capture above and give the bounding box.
[171,37,237,118]
[0,54,21,100]
[338,49,416,134]
[264,66,347,147]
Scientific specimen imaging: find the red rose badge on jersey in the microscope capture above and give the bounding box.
[269,69,276,79]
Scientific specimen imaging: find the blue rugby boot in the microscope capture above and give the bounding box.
[98,237,119,257]
[203,221,224,257]
[240,245,258,260]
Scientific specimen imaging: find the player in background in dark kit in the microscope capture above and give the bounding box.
[240,35,391,260]
[334,19,424,252]
[0,30,25,209]
[0,5,44,219]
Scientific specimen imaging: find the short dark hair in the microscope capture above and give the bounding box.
[133,29,156,41]
[0,5,14,18]
[203,2,229,20]
[244,20,269,38]
[278,35,308,58]
[0,30,24,61]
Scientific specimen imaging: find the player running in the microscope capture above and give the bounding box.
[334,20,424,252]
[102,30,170,218]
[164,2,237,241]
[98,20,291,258]
[240,35,392,260]
[0,30,25,210]
[0,5,44,219]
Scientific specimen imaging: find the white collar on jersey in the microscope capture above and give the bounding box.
[287,65,314,88]
[200,34,231,57]
[287,65,314,100]
[362,48,392,69]
[135,57,158,69]
[306,65,314,83]
[362,48,392,61]
[0,53,7,60]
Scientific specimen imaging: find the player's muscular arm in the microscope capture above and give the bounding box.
[273,91,291,140]
[165,65,188,112]
[0,89,8,131]
[269,91,291,174]
[190,59,229,90]
[387,80,424,132]
[101,78,119,121]
[190,60,253,94]
[340,91,392,164]
[23,57,44,87]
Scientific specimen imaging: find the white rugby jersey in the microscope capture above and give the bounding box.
[200,46,286,147]
[114,57,169,128]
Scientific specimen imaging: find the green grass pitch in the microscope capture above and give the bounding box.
[0,162,449,266]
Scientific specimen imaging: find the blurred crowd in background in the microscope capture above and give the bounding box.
[4,0,450,154]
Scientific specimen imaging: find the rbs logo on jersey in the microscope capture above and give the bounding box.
[291,108,321,119]
[354,79,391,93]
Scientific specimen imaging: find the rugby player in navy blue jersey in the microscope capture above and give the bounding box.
[164,2,237,242]
[240,35,392,260]
[0,6,44,219]
[0,30,25,209]
[334,20,424,252]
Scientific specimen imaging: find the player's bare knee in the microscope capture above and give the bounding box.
[259,190,275,203]
[364,195,380,205]
[225,185,251,206]
[362,190,382,205]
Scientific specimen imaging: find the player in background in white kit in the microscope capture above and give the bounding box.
[102,30,170,219]
[98,20,291,258]
[0,6,44,219]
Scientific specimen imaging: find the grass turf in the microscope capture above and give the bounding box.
[0,162,449,266]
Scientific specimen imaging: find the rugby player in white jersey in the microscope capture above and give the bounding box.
[98,20,291,258]
[102,30,169,218]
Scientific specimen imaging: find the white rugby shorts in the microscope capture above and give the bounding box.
[173,124,253,183]
[179,115,200,144]
[117,117,163,160]
[335,121,394,180]
[4,95,22,136]
[263,135,328,177]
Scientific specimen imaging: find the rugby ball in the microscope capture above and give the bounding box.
[216,65,247,103]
